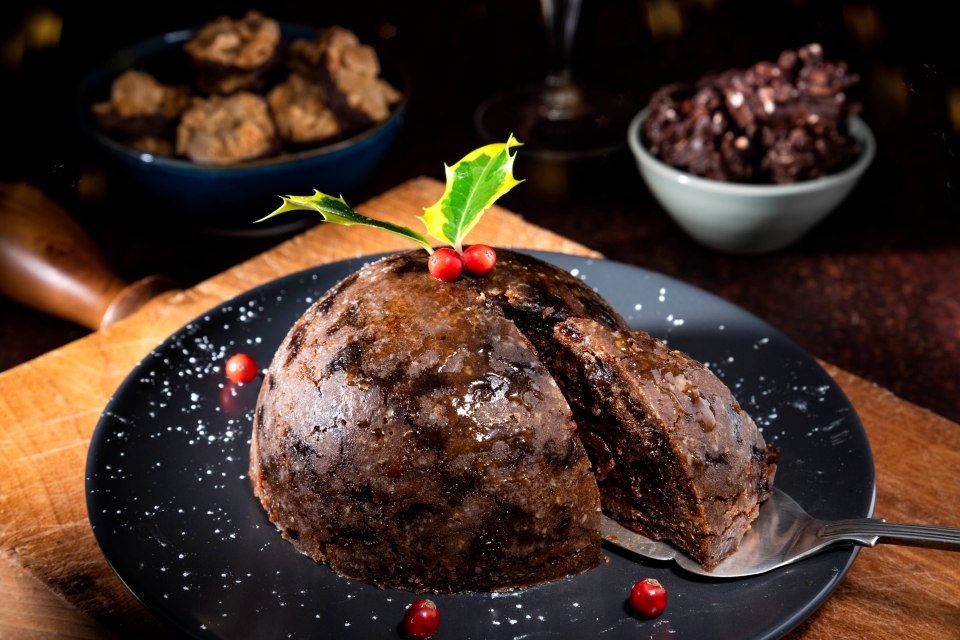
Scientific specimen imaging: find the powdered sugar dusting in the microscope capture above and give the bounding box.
[86,255,871,639]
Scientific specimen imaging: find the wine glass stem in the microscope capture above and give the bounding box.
[539,0,584,121]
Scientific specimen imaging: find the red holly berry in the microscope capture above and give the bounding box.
[225,353,259,384]
[428,248,463,282]
[629,578,667,619]
[401,599,440,639]
[461,244,497,276]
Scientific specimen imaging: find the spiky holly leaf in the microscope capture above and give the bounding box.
[257,191,434,253]
[420,135,523,253]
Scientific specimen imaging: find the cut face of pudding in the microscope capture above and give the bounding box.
[552,318,778,570]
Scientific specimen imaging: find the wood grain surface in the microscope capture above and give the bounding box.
[0,177,957,639]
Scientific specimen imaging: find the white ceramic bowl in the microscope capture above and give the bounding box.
[627,108,875,253]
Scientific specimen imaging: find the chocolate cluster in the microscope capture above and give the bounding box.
[642,44,862,184]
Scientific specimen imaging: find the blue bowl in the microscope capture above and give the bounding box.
[77,24,408,232]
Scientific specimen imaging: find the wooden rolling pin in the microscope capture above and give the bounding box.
[0,182,178,329]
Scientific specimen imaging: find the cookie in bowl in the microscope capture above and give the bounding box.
[90,69,190,154]
[176,92,279,165]
[183,10,283,96]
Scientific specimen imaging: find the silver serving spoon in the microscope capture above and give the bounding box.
[601,487,960,578]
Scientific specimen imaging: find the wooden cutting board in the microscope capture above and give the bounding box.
[0,177,957,639]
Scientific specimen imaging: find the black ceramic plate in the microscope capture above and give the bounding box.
[86,252,875,640]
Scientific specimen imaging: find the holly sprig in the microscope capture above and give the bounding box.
[258,135,523,255]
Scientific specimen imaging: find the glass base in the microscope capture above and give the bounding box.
[474,83,634,162]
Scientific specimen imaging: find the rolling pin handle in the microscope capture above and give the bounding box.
[0,182,177,330]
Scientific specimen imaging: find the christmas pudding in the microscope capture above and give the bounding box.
[249,250,778,591]
[247,136,778,593]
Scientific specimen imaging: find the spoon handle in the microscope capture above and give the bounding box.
[819,518,960,551]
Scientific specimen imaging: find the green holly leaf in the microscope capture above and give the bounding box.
[420,135,523,253]
[257,191,434,253]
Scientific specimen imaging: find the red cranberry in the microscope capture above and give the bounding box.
[629,578,667,619]
[218,384,242,415]
[401,598,440,639]
[461,244,497,276]
[428,248,463,282]
[224,353,259,384]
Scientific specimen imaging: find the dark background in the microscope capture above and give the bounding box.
[1,0,958,421]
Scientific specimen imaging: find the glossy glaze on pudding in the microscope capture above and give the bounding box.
[249,249,778,591]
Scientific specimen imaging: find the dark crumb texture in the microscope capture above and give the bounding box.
[250,249,779,590]
[552,318,779,570]
[642,43,861,184]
